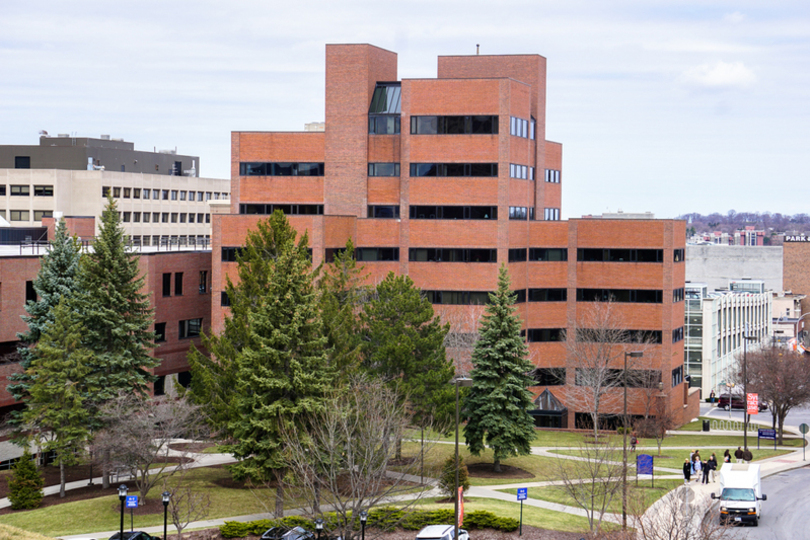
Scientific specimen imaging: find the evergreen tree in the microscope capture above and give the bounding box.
[463,265,535,472]
[202,214,332,517]
[22,300,93,498]
[8,219,82,407]
[438,454,470,501]
[7,450,44,510]
[319,238,368,379]
[187,211,301,429]
[361,273,455,438]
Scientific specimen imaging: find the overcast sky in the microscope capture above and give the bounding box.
[1,1,808,219]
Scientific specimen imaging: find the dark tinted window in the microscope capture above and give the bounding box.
[162,273,171,297]
[14,156,31,169]
[529,248,568,261]
[528,288,567,302]
[531,368,566,386]
[367,205,400,219]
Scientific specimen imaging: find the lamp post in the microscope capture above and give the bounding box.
[743,330,758,450]
[359,510,368,540]
[315,518,323,540]
[622,351,643,530]
[162,491,171,540]
[454,377,473,540]
[118,484,128,540]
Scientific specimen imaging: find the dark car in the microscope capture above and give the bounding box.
[109,532,161,540]
[717,393,767,412]
[283,527,316,540]
[261,527,291,540]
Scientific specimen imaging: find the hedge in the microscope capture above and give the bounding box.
[220,509,518,538]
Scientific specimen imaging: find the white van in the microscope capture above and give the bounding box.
[415,525,470,540]
[710,463,767,526]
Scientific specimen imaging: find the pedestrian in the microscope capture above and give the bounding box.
[723,449,731,463]
[743,448,753,463]
[710,390,716,404]
[683,459,692,484]
[734,446,744,463]
[631,432,638,452]
[708,453,718,482]
[702,459,710,484]
[692,455,702,482]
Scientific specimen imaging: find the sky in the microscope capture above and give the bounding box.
[1,0,808,220]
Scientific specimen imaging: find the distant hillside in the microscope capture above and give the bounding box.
[676,211,810,245]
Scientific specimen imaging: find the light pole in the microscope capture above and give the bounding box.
[118,484,128,540]
[162,491,171,540]
[743,331,758,450]
[359,510,368,540]
[315,518,323,540]
[454,377,473,540]
[622,351,643,530]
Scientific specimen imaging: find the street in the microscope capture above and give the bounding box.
[732,466,810,539]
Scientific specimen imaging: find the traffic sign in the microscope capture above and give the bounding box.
[636,454,654,475]
[517,487,528,501]
[800,423,809,435]
[125,495,139,508]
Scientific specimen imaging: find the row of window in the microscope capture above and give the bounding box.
[121,212,211,224]
[409,248,497,263]
[673,288,685,302]
[410,115,499,135]
[368,115,401,135]
[510,116,536,139]
[238,162,325,177]
[576,329,663,344]
[239,204,324,216]
[509,164,534,180]
[577,248,665,263]
[545,169,561,183]
[102,186,226,201]
[508,206,533,220]
[672,326,684,343]
[368,206,400,219]
[162,271,209,297]
[576,289,664,304]
[154,318,202,342]
[544,208,560,221]
[423,290,491,305]
[409,163,498,178]
[0,210,53,221]
[130,235,209,248]
[0,185,53,197]
[368,163,400,177]
[513,288,568,303]
[409,205,497,220]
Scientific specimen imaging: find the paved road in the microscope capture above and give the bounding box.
[728,466,810,539]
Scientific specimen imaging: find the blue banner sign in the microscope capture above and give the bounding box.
[517,487,528,501]
[125,495,139,508]
[636,454,654,475]
[758,429,776,440]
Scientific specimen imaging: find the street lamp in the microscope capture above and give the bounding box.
[743,331,758,450]
[315,518,323,540]
[162,491,171,540]
[359,510,368,540]
[454,377,473,540]
[118,484,128,540]
[622,351,643,530]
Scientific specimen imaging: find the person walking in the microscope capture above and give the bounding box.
[683,459,692,484]
[734,446,744,463]
[723,449,731,463]
[692,455,702,483]
[702,459,711,484]
[710,390,716,404]
[708,453,718,482]
[743,448,753,463]
[631,432,638,452]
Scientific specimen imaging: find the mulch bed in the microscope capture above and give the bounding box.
[466,463,534,480]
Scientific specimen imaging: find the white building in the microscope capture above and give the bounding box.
[684,280,772,397]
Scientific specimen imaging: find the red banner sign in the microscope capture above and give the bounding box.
[747,393,759,415]
[458,486,464,527]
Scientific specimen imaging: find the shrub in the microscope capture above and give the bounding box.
[7,450,43,510]
[463,510,519,532]
[437,455,470,501]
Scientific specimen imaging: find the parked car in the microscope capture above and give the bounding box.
[108,533,161,540]
[283,527,316,540]
[717,393,768,412]
[261,527,291,540]
[415,525,470,540]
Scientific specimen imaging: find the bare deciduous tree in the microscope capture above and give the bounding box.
[282,377,434,540]
[94,392,206,502]
[635,390,675,456]
[163,475,211,539]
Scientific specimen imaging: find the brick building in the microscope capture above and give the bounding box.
[214,44,697,428]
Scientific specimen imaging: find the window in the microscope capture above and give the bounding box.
[33,210,52,221]
[528,288,567,302]
[239,162,326,176]
[175,272,183,296]
[206,192,212,201]
[673,288,685,302]
[25,281,36,302]
[179,318,203,339]
[102,186,110,197]
[674,248,685,262]
[180,191,187,201]
[531,368,566,386]
[508,248,527,262]
[368,115,401,134]
[510,164,528,179]
[367,206,400,219]
[221,247,243,262]
[142,188,150,199]
[197,192,204,202]
[410,115,498,135]
[544,208,560,221]
[545,169,561,183]
[368,163,400,176]
[153,189,160,200]
[577,328,663,344]
[133,212,141,223]
[162,190,169,200]
[355,247,399,262]
[180,213,187,223]
[10,210,29,221]
[123,187,131,198]
[142,212,150,223]
[199,271,208,294]
[577,248,664,263]
[162,273,171,297]
[188,213,195,223]
[188,190,195,201]
[408,248,497,263]
[154,322,166,343]
[122,212,131,223]
[113,187,121,197]
[34,185,53,197]
[423,291,491,305]
[14,156,31,169]
[10,185,30,196]
[0,185,5,196]
[133,188,141,199]
[239,204,324,215]
[509,206,528,220]
[510,116,530,138]
[221,291,231,307]
[523,328,565,342]
[171,190,178,201]
[197,213,204,223]
[162,213,169,223]
[672,327,684,343]
[409,163,498,177]
[576,289,663,304]
[205,214,210,223]
[512,289,527,303]
[409,206,497,220]
[529,248,568,261]
[672,365,683,387]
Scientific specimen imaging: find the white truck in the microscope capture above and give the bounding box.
[710,463,767,526]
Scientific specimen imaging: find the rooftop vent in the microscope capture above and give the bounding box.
[100,134,110,140]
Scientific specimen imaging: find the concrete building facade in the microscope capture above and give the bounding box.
[213,44,697,428]
[685,244,783,293]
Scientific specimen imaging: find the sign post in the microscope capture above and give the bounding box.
[757,429,776,450]
[801,424,809,461]
[517,487,527,536]
[636,454,654,488]
[125,495,138,531]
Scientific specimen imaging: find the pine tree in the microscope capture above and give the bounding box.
[7,450,44,510]
[187,211,300,430]
[463,265,535,472]
[8,219,82,407]
[438,454,470,501]
[361,273,455,440]
[22,300,93,498]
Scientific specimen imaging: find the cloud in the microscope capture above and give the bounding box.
[723,11,745,24]
[681,61,756,88]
